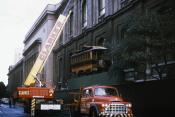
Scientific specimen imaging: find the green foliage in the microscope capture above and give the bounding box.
[0,82,6,98]
[107,7,175,80]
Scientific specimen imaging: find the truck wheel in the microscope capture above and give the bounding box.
[90,108,98,117]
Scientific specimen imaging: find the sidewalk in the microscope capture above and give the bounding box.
[1,103,23,109]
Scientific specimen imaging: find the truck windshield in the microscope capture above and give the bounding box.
[94,88,119,96]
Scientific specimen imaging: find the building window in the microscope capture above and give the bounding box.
[97,38,105,46]
[121,28,127,40]
[82,0,87,28]
[99,0,105,16]
[58,58,63,83]
[58,33,63,46]
[69,12,73,37]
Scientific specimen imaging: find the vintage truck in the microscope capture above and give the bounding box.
[67,85,133,117]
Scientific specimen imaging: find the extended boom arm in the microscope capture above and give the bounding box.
[24,11,72,86]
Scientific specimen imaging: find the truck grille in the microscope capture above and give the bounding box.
[105,103,127,114]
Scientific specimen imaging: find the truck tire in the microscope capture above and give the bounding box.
[89,108,99,117]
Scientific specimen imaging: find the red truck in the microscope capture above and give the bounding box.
[68,85,133,117]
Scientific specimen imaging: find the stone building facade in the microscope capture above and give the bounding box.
[8,0,175,94]
[53,0,175,90]
[7,59,23,95]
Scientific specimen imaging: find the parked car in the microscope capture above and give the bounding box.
[1,98,9,104]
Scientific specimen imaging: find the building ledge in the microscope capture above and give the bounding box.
[24,2,63,43]
[23,39,42,56]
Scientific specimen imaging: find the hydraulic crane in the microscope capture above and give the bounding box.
[17,11,72,116]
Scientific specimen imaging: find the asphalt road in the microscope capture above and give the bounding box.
[0,104,30,117]
[0,103,71,117]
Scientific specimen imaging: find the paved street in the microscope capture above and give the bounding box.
[0,104,30,117]
[0,103,71,117]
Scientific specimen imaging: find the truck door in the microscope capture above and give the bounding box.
[81,88,93,114]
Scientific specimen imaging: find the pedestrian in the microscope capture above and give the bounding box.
[12,91,17,108]
[0,99,2,107]
[9,97,12,108]
[12,97,16,108]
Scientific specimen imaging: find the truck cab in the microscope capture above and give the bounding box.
[80,85,133,117]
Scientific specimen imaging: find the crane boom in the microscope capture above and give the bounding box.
[24,11,72,86]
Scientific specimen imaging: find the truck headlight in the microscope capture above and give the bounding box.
[126,103,132,108]
[49,93,53,96]
[102,103,109,107]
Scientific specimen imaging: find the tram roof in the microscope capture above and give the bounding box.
[71,46,107,57]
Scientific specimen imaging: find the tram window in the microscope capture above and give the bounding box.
[72,58,74,64]
[85,53,88,60]
[78,56,80,62]
[73,58,75,64]
[81,54,83,61]
[95,51,98,59]
[83,54,85,61]
[81,55,83,62]
[82,54,84,61]
[87,53,89,59]
[81,54,84,61]
[71,58,73,64]
[85,53,87,60]
[84,53,86,61]
[92,51,97,60]
[98,51,103,59]
[80,55,82,62]
[83,53,86,61]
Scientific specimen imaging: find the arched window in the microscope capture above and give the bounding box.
[97,38,105,46]
[82,0,87,27]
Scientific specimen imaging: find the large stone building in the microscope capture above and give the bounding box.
[8,59,23,95]
[8,0,175,94]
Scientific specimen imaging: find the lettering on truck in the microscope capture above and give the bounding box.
[18,90,29,96]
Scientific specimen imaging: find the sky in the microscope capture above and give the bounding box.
[0,0,61,85]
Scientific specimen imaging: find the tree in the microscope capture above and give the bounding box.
[107,4,175,80]
[0,82,6,98]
